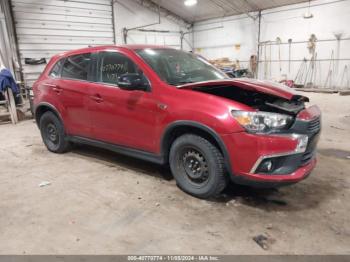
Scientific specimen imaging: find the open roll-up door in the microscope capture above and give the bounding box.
[11,0,114,87]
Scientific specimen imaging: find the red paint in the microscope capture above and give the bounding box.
[178,78,298,100]
[297,105,322,121]
[33,45,321,186]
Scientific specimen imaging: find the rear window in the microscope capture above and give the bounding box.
[61,53,91,81]
[49,58,64,78]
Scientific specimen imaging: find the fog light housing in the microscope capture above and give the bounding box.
[257,159,274,173]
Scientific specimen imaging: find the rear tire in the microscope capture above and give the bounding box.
[169,134,228,199]
[39,111,70,153]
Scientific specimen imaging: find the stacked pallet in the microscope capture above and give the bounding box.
[0,88,18,124]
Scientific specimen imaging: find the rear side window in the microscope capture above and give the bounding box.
[99,52,139,84]
[61,53,91,81]
[49,59,64,78]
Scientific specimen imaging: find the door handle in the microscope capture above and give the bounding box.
[43,83,57,88]
[43,83,62,94]
[52,86,62,93]
[90,94,103,103]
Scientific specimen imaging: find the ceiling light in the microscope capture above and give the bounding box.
[303,0,313,19]
[303,11,313,19]
[184,0,197,7]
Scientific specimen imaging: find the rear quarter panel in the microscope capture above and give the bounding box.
[33,55,64,115]
[33,54,84,135]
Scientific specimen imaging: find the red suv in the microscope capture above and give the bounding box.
[33,45,321,198]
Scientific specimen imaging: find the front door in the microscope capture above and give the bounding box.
[88,51,159,153]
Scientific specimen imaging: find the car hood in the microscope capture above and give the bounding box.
[177,78,307,101]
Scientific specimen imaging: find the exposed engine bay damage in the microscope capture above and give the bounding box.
[194,85,308,116]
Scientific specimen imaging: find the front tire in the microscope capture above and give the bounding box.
[169,134,228,199]
[39,111,70,153]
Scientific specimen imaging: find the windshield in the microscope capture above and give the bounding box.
[136,48,228,86]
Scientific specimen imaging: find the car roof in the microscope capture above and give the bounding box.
[58,44,174,58]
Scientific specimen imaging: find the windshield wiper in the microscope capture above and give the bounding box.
[176,80,195,85]
[168,80,195,86]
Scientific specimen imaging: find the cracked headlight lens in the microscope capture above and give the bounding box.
[231,110,293,133]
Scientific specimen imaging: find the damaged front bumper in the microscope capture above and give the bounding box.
[222,105,321,187]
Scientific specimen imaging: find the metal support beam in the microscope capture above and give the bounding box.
[256,10,262,78]
[111,0,116,44]
[180,31,185,50]
[122,0,192,46]
[122,27,128,44]
[260,37,350,45]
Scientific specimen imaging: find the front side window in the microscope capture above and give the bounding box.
[99,52,149,88]
[135,48,227,86]
[61,53,91,81]
[100,52,138,84]
[49,58,64,78]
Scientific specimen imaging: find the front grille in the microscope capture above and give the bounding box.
[301,117,321,166]
[308,117,321,133]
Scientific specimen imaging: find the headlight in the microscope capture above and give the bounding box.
[231,110,293,133]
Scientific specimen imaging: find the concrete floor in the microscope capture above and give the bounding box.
[0,92,349,254]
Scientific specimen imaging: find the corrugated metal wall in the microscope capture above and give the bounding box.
[11,0,114,87]
[0,1,21,80]
[0,4,10,69]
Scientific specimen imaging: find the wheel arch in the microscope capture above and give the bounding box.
[160,121,232,174]
[34,102,63,127]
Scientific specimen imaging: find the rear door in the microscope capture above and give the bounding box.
[53,52,94,137]
[88,50,159,152]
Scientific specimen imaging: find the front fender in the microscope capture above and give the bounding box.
[159,109,244,135]
[159,120,235,176]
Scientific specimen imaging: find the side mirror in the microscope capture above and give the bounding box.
[117,73,148,91]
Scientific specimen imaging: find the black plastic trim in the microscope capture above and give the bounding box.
[48,57,65,79]
[34,102,63,128]
[68,136,165,165]
[230,171,312,188]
